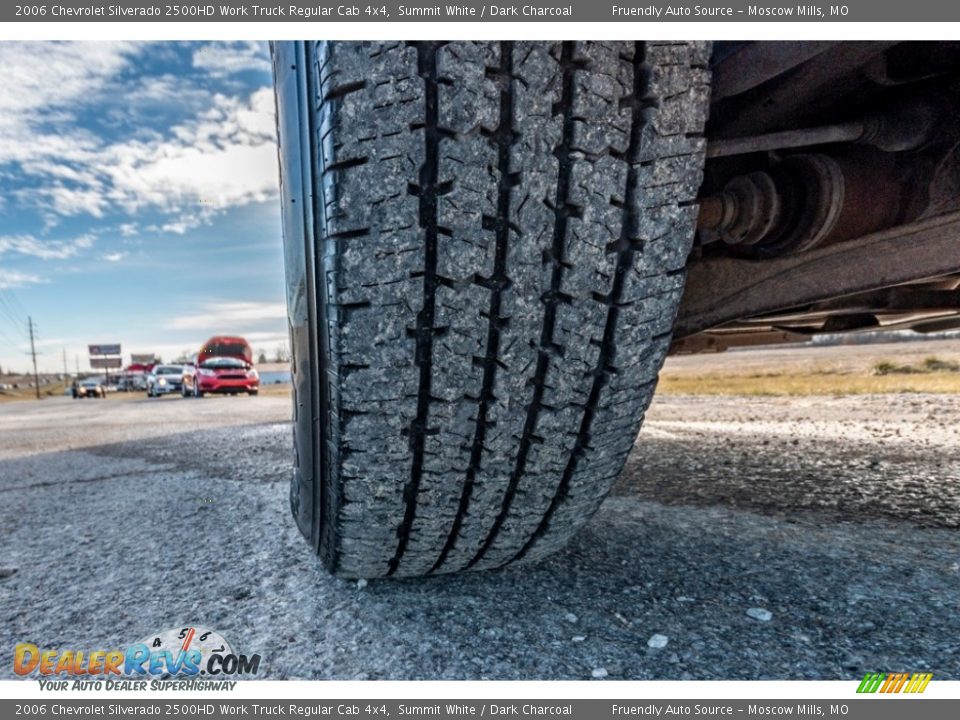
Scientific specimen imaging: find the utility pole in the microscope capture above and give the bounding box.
[62,347,68,379]
[27,316,40,400]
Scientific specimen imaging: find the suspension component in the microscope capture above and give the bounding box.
[698,149,924,257]
[698,154,843,255]
[706,99,941,159]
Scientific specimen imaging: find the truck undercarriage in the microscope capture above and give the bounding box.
[675,41,960,353]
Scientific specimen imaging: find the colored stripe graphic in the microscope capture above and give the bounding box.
[857,672,885,693]
[857,672,932,694]
[905,673,933,693]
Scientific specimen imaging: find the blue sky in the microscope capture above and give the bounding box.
[0,41,286,374]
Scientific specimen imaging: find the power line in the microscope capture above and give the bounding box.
[0,286,28,341]
[0,291,25,333]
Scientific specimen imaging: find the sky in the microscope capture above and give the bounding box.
[0,41,287,374]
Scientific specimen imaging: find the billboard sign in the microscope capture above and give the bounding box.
[89,344,121,356]
[90,357,123,369]
[130,354,157,364]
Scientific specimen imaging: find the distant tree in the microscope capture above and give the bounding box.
[273,345,290,363]
[257,349,268,364]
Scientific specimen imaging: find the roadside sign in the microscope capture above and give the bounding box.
[130,353,156,364]
[88,344,121,356]
[90,357,123,369]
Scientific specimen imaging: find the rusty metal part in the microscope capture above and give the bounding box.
[911,316,960,333]
[708,122,865,159]
[812,149,919,251]
[766,154,846,255]
[698,171,781,246]
[669,329,809,355]
[675,210,960,339]
[707,100,941,159]
[730,287,960,327]
[698,149,926,256]
[698,155,845,255]
[713,278,960,337]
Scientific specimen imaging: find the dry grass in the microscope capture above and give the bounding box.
[257,383,293,397]
[659,366,960,396]
[0,380,70,403]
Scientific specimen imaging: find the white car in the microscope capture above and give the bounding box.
[146,365,184,398]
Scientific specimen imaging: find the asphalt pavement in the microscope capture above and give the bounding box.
[1,392,957,679]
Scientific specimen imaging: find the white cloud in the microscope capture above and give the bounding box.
[165,300,286,330]
[0,234,94,260]
[104,92,279,215]
[0,42,278,232]
[0,42,141,119]
[192,42,271,77]
[102,251,128,262]
[0,269,43,289]
[39,186,109,218]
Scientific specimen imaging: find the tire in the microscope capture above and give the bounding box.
[248,390,259,396]
[273,41,710,578]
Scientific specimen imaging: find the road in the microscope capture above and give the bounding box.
[1,391,958,680]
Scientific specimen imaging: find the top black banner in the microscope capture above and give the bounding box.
[5,1,960,22]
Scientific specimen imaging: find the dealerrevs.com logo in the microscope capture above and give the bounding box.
[14,626,261,687]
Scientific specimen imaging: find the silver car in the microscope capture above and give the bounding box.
[146,365,184,398]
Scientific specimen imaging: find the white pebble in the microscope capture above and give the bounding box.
[564,612,578,623]
[647,633,669,649]
[591,667,608,679]
[356,579,368,589]
[746,607,772,622]
[572,636,586,643]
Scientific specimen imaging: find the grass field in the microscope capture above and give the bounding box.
[0,380,70,403]
[659,340,960,396]
[657,367,960,396]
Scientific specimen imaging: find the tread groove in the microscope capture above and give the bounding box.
[465,41,580,570]
[509,41,655,564]
[430,42,516,574]
[387,41,446,576]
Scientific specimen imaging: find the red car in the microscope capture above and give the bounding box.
[182,336,259,397]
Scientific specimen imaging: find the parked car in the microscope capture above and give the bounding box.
[182,356,259,397]
[72,378,105,399]
[183,336,257,398]
[146,365,184,398]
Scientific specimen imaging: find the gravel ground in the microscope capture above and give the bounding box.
[1,392,958,680]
